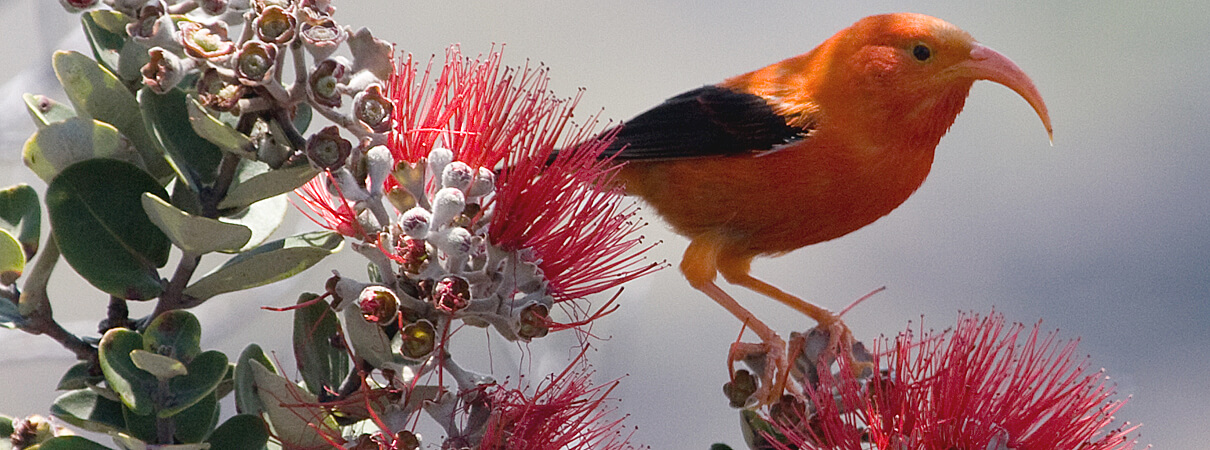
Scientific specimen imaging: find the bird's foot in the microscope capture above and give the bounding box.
[785,317,874,390]
[724,335,790,408]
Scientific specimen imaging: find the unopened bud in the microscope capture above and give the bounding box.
[441,161,474,192]
[466,167,495,199]
[397,207,431,239]
[429,188,465,228]
[723,369,759,409]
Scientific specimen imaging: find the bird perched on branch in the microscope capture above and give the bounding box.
[598,13,1052,405]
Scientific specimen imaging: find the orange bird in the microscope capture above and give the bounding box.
[600,13,1052,404]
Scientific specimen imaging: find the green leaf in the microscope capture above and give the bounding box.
[183,231,342,301]
[140,88,224,188]
[50,389,127,434]
[57,361,105,391]
[0,184,40,261]
[219,160,319,210]
[234,345,275,416]
[294,102,312,134]
[173,392,218,443]
[217,195,287,253]
[142,310,203,363]
[207,414,269,450]
[341,303,400,369]
[98,328,156,416]
[130,350,187,380]
[293,294,349,395]
[121,404,156,443]
[23,93,77,128]
[141,193,252,254]
[161,350,228,418]
[22,117,144,183]
[250,361,337,449]
[80,10,128,77]
[0,230,23,286]
[0,282,25,328]
[31,435,112,450]
[186,96,253,156]
[53,50,172,182]
[46,159,170,300]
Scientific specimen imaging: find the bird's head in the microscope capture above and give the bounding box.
[808,13,1052,147]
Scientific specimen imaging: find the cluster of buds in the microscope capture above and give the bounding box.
[287,45,657,447]
[67,0,395,169]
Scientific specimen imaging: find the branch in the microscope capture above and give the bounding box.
[17,238,97,361]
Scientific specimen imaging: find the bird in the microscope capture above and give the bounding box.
[597,12,1052,405]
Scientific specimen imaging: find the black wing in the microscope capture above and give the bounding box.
[601,85,813,161]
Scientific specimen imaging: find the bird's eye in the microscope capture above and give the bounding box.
[912,43,932,61]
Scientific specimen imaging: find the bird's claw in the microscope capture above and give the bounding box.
[725,336,789,408]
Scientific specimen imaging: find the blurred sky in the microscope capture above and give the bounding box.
[1,1,1208,448]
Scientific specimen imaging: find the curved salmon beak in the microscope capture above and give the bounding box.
[959,43,1053,142]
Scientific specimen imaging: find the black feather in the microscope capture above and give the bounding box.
[601,85,812,161]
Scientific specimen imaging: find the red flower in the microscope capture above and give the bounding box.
[387,46,558,170]
[295,172,366,240]
[770,312,1140,450]
[481,350,635,450]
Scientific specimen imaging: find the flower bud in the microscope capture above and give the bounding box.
[517,303,550,340]
[199,0,228,15]
[466,167,495,199]
[723,369,759,409]
[441,161,474,192]
[254,6,296,44]
[141,47,188,94]
[235,40,278,86]
[60,0,98,12]
[196,68,246,112]
[426,147,453,183]
[309,58,348,108]
[429,187,465,228]
[352,84,393,133]
[305,126,352,170]
[433,275,470,312]
[179,20,235,59]
[357,286,398,325]
[397,207,431,239]
[399,319,436,360]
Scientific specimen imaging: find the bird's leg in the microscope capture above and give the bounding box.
[682,238,787,406]
[716,255,865,379]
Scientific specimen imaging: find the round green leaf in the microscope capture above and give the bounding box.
[140,87,224,188]
[81,10,128,77]
[23,93,77,128]
[46,159,170,300]
[206,414,269,450]
[161,350,228,418]
[219,159,319,211]
[98,328,156,415]
[234,344,275,416]
[130,350,187,380]
[293,294,349,395]
[186,96,254,156]
[56,361,105,391]
[182,231,342,301]
[31,435,112,450]
[173,392,219,443]
[122,403,157,443]
[0,229,23,285]
[50,389,127,434]
[141,193,252,254]
[23,117,144,183]
[0,183,41,260]
[250,360,337,448]
[143,309,202,363]
[217,195,287,253]
[53,50,173,182]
